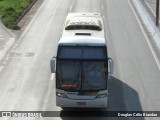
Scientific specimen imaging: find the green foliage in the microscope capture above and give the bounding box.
[0,0,33,29]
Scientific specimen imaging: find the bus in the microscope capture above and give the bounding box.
[50,13,114,109]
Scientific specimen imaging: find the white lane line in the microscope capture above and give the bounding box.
[3,61,6,65]
[0,38,15,61]
[13,46,16,49]
[70,6,72,12]
[15,43,18,46]
[70,0,75,12]
[50,73,55,81]
[20,0,48,38]
[17,40,21,43]
[0,35,3,40]
[128,0,160,70]
[5,57,8,61]
[10,50,14,52]
[0,66,4,73]
[14,43,18,48]
[101,5,104,10]
[28,48,32,53]
[9,38,15,41]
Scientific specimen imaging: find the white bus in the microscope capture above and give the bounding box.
[50,13,114,109]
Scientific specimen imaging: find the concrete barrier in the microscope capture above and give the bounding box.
[16,0,38,24]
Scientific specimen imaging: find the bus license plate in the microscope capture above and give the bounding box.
[77,102,86,105]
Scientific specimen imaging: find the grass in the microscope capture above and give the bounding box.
[0,0,33,29]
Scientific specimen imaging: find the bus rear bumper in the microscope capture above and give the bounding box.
[56,97,108,108]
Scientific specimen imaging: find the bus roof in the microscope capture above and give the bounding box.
[59,37,106,46]
[67,13,102,18]
[59,13,106,46]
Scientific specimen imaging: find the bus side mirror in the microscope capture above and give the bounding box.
[50,57,56,73]
[108,57,114,75]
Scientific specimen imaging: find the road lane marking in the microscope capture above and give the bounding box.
[101,5,104,10]
[13,43,18,48]
[70,0,75,12]
[2,61,7,65]
[9,38,15,41]
[41,74,55,111]
[128,0,160,70]
[0,38,15,61]
[0,66,4,73]
[50,73,55,81]
[28,48,33,53]
[69,6,72,12]
[17,40,21,43]
[5,57,8,61]
[13,46,16,49]
[0,35,3,40]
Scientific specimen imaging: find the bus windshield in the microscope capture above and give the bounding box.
[82,61,107,90]
[57,61,107,91]
[56,46,108,91]
[57,61,81,91]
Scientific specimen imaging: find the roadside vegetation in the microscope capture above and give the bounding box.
[0,0,33,29]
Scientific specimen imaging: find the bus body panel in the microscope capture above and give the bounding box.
[56,89,108,108]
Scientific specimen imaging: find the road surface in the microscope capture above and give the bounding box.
[0,0,160,120]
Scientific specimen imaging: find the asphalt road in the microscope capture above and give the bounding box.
[0,0,160,120]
